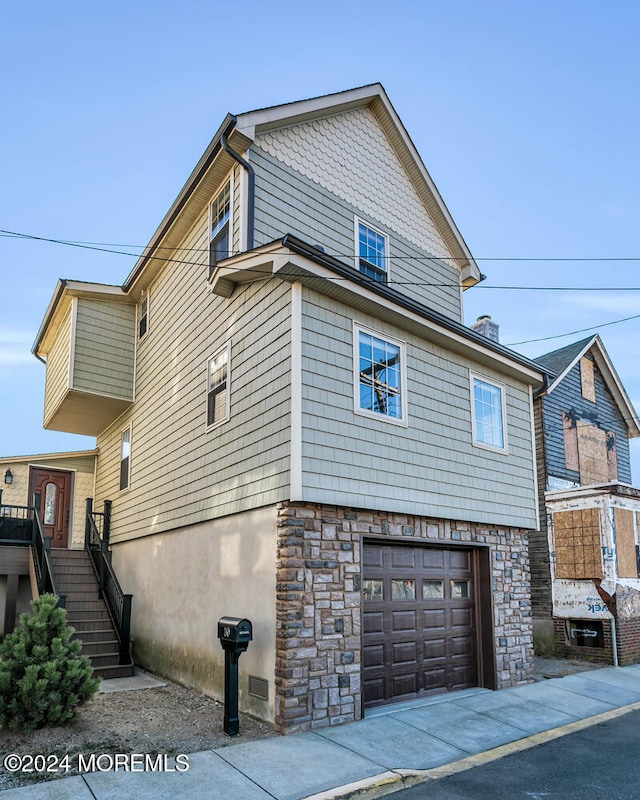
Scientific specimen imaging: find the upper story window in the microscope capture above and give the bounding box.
[355,218,389,282]
[471,374,507,453]
[138,290,149,340]
[354,324,406,425]
[120,425,132,491]
[209,181,231,277]
[207,343,231,428]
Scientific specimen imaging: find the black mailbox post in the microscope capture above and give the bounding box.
[217,616,253,736]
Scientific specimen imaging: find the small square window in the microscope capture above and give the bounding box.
[354,325,406,425]
[422,580,444,599]
[391,579,415,600]
[471,373,507,452]
[363,579,384,601]
[355,218,388,282]
[207,344,230,428]
[120,426,131,491]
[209,181,231,277]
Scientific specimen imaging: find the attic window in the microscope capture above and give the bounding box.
[355,219,388,282]
[209,181,231,277]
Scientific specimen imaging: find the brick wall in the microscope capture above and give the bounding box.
[552,617,614,665]
[274,501,534,733]
[615,617,640,666]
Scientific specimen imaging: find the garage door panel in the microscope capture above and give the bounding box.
[363,611,385,634]
[363,643,385,667]
[392,641,417,664]
[390,547,417,569]
[363,677,385,703]
[450,634,475,657]
[449,549,472,571]
[391,610,417,632]
[423,608,446,630]
[451,607,474,629]
[363,544,385,568]
[392,673,418,697]
[363,542,479,709]
[420,548,446,570]
[423,668,447,692]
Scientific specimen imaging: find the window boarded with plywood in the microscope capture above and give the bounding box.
[580,357,596,402]
[554,508,602,579]
[615,507,637,578]
[577,421,610,485]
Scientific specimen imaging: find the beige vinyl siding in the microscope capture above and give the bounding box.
[43,305,73,425]
[299,287,538,529]
[251,144,462,322]
[72,298,135,399]
[94,205,292,542]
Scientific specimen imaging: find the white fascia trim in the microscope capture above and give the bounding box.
[275,254,543,385]
[68,298,78,391]
[545,336,598,394]
[235,84,385,139]
[290,282,303,500]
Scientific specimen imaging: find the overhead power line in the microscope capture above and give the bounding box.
[507,312,640,345]
[3,228,640,291]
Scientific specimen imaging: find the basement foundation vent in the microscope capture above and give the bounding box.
[248,675,269,700]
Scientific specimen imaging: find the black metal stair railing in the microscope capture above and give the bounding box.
[84,498,133,665]
[0,495,65,607]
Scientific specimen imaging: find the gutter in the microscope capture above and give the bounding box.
[281,234,551,382]
[220,134,255,250]
[122,114,238,291]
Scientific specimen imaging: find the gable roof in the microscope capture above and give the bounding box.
[123,84,482,294]
[535,335,640,438]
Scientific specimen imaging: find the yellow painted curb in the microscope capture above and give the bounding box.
[406,700,640,783]
[302,771,403,800]
[305,701,640,800]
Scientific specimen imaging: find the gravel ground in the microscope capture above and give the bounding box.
[0,674,276,791]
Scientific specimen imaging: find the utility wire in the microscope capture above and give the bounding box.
[507,313,640,346]
[3,228,640,291]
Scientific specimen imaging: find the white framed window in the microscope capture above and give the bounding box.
[470,373,508,453]
[120,425,132,491]
[206,343,231,429]
[354,324,407,425]
[209,180,232,276]
[137,290,149,340]
[355,217,389,282]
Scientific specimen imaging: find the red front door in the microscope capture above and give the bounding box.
[30,468,72,548]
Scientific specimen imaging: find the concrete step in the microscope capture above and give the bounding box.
[93,663,135,680]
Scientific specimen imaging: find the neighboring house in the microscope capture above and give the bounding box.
[30,84,547,732]
[529,335,640,665]
[0,450,97,634]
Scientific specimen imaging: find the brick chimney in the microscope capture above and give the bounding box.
[471,315,499,343]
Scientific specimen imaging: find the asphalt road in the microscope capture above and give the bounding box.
[393,709,640,800]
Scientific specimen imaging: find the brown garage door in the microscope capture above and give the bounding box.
[363,542,478,709]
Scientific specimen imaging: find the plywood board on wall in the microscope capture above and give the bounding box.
[577,421,609,485]
[580,357,596,402]
[554,507,602,579]
[615,507,637,579]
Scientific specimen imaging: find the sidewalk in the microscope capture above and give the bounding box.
[4,665,640,800]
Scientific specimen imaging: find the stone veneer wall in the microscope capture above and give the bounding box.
[274,501,534,733]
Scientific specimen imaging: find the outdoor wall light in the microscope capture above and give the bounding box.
[4,469,13,485]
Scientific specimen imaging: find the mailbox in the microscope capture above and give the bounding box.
[217,616,253,736]
[218,617,253,652]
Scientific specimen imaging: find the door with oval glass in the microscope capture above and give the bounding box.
[29,468,72,548]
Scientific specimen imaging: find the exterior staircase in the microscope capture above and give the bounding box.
[49,549,134,679]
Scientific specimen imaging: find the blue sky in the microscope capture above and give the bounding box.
[1,1,639,477]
